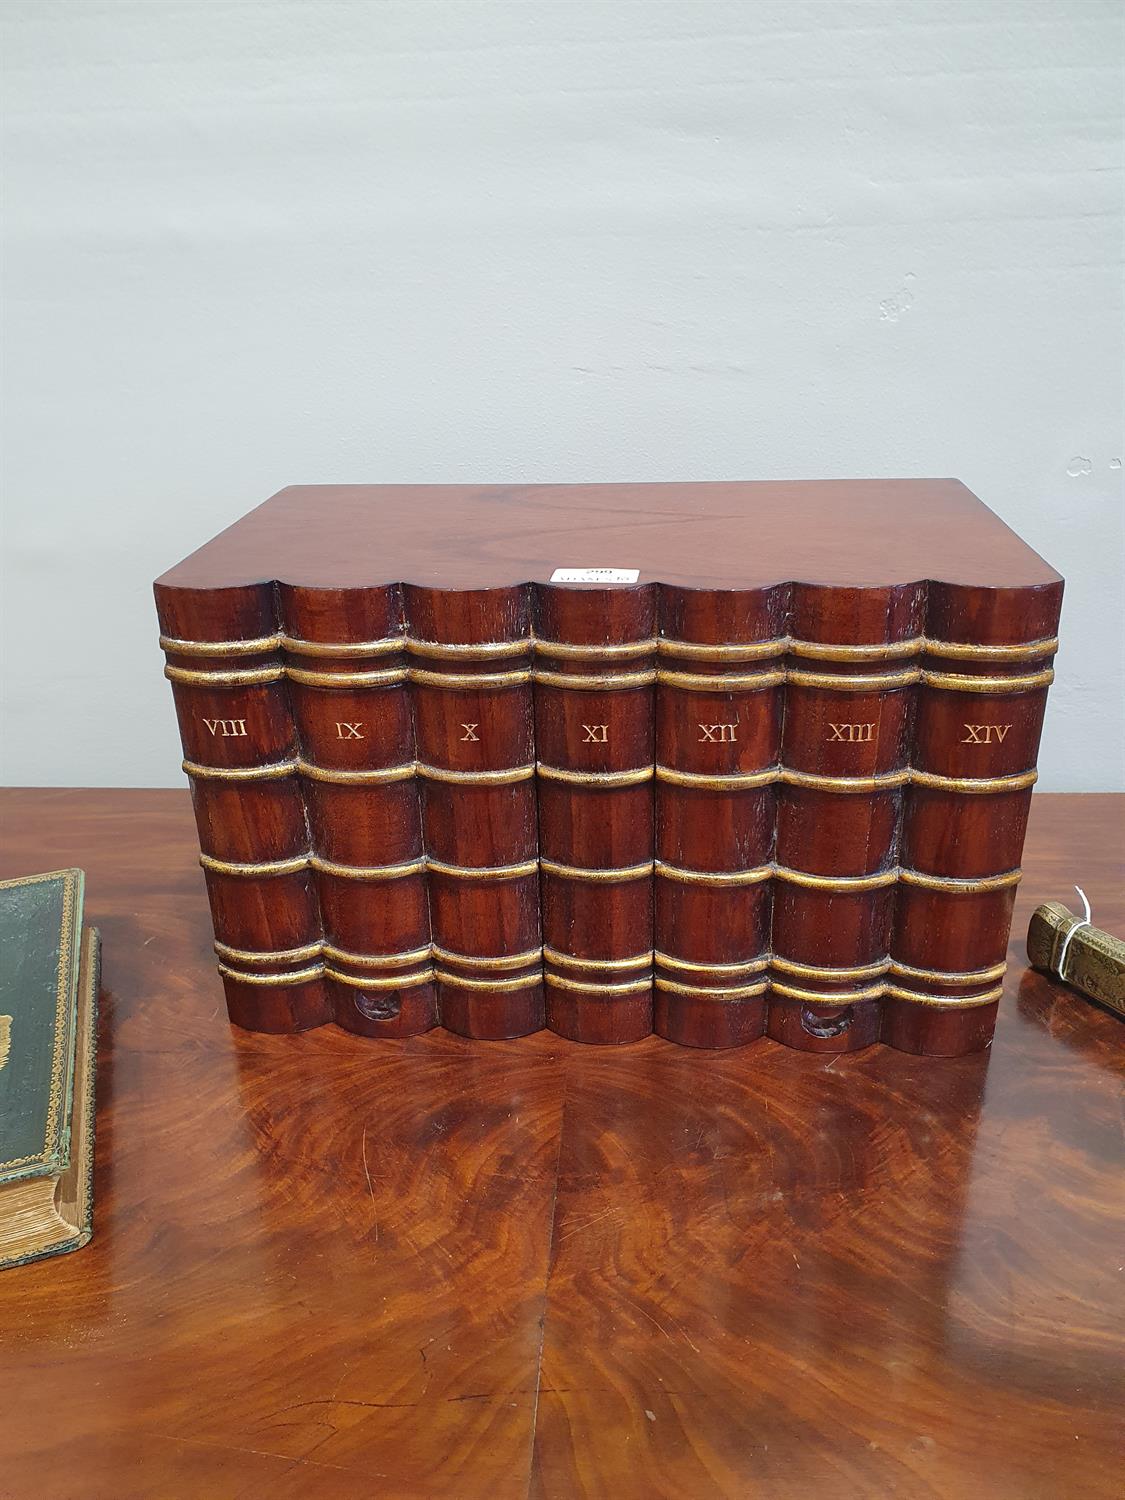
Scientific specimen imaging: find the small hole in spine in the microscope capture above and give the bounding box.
[800,1005,854,1039]
[354,991,401,1021]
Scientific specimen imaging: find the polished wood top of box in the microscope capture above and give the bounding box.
[0,788,1119,1499]
[156,479,1062,591]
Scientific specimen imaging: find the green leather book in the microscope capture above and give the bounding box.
[0,869,99,1270]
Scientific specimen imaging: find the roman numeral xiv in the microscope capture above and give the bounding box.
[962,724,1012,744]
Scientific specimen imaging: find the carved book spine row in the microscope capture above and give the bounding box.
[158,577,1060,1053]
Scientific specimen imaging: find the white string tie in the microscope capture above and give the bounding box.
[1057,884,1092,981]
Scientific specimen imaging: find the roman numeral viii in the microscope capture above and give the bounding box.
[203,718,247,737]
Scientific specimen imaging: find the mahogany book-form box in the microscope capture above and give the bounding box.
[155,481,1062,1057]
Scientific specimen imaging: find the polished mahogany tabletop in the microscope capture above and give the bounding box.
[0,789,1121,1500]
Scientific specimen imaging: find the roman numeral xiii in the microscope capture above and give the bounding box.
[827,723,874,743]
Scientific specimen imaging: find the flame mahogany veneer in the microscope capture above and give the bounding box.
[155,480,1063,1055]
[0,788,1122,1498]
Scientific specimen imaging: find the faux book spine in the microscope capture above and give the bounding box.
[156,583,331,1032]
[887,582,1061,1055]
[278,584,437,1038]
[535,585,656,1044]
[653,586,786,1048]
[769,584,923,1053]
[406,586,544,1039]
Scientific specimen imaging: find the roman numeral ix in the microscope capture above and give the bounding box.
[335,722,364,740]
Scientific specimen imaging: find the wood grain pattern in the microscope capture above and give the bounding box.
[0,788,1121,1500]
[154,480,1063,592]
[156,482,1063,1052]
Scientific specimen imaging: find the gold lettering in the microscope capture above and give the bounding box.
[460,723,480,743]
[699,723,737,743]
[0,1015,10,1071]
[203,718,247,737]
[962,723,1013,745]
[582,724,609,743]
[335,722,364,740]
[828,723,874,743]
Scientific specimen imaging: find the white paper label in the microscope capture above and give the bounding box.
[550,567,640,583]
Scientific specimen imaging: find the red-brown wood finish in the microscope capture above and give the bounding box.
[158,582,331,1032]
[1,788,1121,1500]
[407,586,544,1039]
[889,581,1063,1054]
[279,584,437,1039]
[156,482,1064,1054]
[534,586,656,1044]
[153,480,1065,591]
[654,585,786,1047]
[770,584,923,1052]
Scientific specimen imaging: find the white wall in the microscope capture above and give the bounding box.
[1,0,1122,789]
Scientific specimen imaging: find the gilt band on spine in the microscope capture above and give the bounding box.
[278,580,437,1037]
[653,584,788,1048]
[769,582,924,1054]
[157,583,330,1033]
[887,582,1060,1055]
[535,584,657,1043]
[407,583,544,1039]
